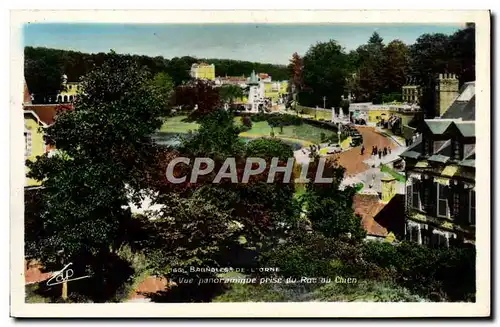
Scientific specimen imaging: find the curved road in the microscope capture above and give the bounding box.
[333,126,398,176]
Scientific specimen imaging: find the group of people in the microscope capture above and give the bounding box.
[360,144,391,159]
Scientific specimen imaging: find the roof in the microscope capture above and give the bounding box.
[424,119,454,134]
[441,165,460,177]
[458,159,475,168]
[23,104,73,125]
[455,122,475,137]
[23,80,32,104]
[352,194,388,237]
[399,150,421,159]
[441,81,475,121]
[428,154,450,164]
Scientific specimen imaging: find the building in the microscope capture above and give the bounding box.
[23,80,73,187]
[246,70,266,113]
[349,102,422,132]
[214,75,248,88]
[57,74,80,103]
[435,73,460,117]
[400,80,476,247]
[190,63,216,81]
[402,85,422,104]
[352,173,406,241]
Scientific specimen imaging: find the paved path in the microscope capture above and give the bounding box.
[332,126,399,176]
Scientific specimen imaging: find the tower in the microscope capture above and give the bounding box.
[435,73,459,117]
[247,70,264,113]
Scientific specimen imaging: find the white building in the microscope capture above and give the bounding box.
[246,70,266,113]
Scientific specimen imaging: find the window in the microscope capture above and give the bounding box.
[24,129,32,157]
[406,224,419,243]
[469,190,476,225]
[412,180,421,210]
[452,139,461,160]
[437,184,450,218]
[432,232,448,248]
[406,180,422,210]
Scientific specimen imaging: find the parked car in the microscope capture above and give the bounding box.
[326,145,342,154]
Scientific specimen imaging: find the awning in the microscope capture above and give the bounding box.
[415,161,429,168]
[434,177,450,186]
[441,165,460,177]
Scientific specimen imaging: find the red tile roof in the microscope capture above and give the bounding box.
[23,80,32,104]
[24,104,74,126]
[352,194,388,237]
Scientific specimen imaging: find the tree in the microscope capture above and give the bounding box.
[382,40,409,95]
[173,79,221,119]
[218,84,244,106]
[300,41,348,109]
[301,157,366,241]
[408,33,451,117]
[354,32,386,102]
[24,47,64,103]
[448,23,475,84]
[26,51,167,297]
[288,52,304,109]
[153,72,173,110]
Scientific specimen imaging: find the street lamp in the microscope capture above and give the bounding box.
[323,96,326,109]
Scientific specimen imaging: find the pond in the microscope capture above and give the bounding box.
[152,132,305,151]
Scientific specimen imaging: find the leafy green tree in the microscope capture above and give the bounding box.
[300,40,348,108]
[382,40,410,96]
[26,51,167,286]
[355,32,386,102]
[218,84,244,106]
[301,158,366,241]
[152,72,174,110]
[24,47,64,103]
[408,33,451,117]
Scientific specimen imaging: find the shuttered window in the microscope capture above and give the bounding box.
[437,184,450,218]
[24,129,32,157]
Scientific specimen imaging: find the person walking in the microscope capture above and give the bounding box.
[378,149,382,159]
[383,147,387,156]
[361,145,365,155]
[388,146,392,154]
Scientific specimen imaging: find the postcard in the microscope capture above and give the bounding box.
[10,9,491,318]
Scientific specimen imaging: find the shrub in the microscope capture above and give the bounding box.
[241,116,253,130]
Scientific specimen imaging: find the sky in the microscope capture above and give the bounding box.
[23,23,464,65]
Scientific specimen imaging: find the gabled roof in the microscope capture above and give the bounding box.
[23,104,73,125]
[352,194,388,237]
[455,122,475,137]
[441,81,475,121]
[423,119,455,135]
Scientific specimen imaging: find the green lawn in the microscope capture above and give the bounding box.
[159,115,199,133]
[380,164,406,183]
[160,115,337,146]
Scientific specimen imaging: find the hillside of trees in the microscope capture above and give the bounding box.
[23,46,288,103]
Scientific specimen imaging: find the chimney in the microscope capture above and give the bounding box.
[380,173,396,203]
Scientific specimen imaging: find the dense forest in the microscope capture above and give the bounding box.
[23,46,288,103]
